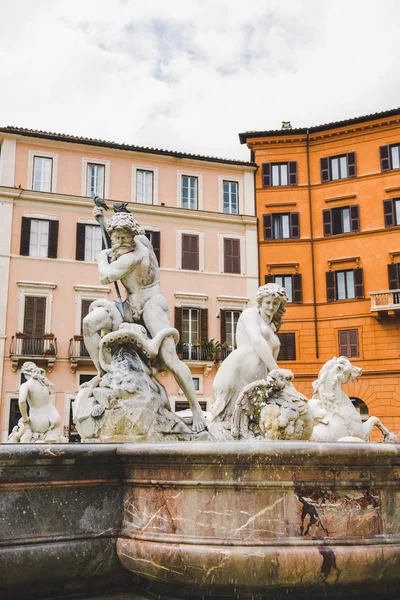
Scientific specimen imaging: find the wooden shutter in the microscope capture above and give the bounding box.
[220,310,227,344]
[278,333,296,361]
[75,223,86,260]
[174,307,183,338]
[338,330,349,357]
[354,268,364,299]
[293,274,302,303]
[265,275,274,284]
[151,231,161,265]
[349,205,360,232]
[320,157,330,182]
[288,162,297,185]
[102,228,111,250]
[263,214,273,240]
[224,238,240,274]
[23,296,46,336]
[339,330,359,358]
[388,264,400,290]
[323,209,333,236]
[48,220,59,258]
[262,163,271,187]
[347,152,356,177]
[290,213,300,238]
[182,234,199,270]
[20,217,31,256]
[380,145,391,171]
[80,299,93,334]
[383,199,395,227]
[200,308,208,343]
[326,271,336,302]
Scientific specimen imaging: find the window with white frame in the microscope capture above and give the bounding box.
[87,164,105,198]
[84,225,102,262]
[223,181,238,214]
[225,310,240,347]
[29,219,50,257]
[33,157,52,192]
[182,308,199,344]
[136,170,153,204]
[182,176,198,210]
[274,275,293,303]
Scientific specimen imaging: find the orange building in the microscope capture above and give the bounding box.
[240,108,400,435]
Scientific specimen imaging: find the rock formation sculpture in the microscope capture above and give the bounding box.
[309,356,397,442]
[8,362,66,443]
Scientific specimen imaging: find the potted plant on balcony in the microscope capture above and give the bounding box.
[202,339,221,362]
[176,341,185,360]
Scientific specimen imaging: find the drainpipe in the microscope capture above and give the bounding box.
[306,130,319,358]
[251,149,261,286]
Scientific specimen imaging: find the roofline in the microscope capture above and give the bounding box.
[238,107,400,144]
[0,126,255,168]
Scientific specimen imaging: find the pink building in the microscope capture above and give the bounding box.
[0,127,258,441]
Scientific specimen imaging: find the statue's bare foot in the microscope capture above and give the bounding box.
[192,412,207,433]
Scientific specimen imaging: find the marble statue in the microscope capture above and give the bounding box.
[73,204,208,442]
[309,356,397,443]
[211,283,289,423]
[8,362,66,443]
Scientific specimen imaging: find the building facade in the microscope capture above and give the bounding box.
[240,108,400,436]
[0,127,258,441]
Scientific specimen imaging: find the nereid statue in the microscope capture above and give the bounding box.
[8,362,66,443]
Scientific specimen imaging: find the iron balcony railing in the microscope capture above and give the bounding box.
[68,335,90,359]
[10,333,58,357]
[177,342,234,363]
[370,289,400,312]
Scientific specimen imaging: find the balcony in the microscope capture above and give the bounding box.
[68,335,92,373]
[370,289,400,318]
[9,333,58,372]
[177,342,233,376]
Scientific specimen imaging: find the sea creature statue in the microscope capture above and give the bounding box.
[73,202,210,442]
[231,368,313,440]
[309,356,397,443]
[8,362,66,443]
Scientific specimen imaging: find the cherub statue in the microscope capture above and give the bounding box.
[8,362,66,443]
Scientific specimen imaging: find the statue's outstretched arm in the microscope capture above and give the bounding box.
[241,312,279,372]
[99,249,143,284]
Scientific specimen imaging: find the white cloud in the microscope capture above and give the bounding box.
[0,0,399,160]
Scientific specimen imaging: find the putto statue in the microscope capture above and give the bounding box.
[8,362,66,443]
[73,204,207,442]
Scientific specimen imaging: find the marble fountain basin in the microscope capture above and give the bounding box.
[2,441,400,599]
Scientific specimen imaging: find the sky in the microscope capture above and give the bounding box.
[1,0,399,161]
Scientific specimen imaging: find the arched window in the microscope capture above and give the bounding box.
[350,397,369,422]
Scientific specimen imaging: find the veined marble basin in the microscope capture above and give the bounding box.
[117,441,400,594]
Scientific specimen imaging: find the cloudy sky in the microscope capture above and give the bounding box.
[1,0,399,160]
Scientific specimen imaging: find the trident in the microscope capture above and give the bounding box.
[93,196,127,318]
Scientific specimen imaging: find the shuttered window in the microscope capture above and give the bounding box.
[8,398,22,435]
[263,213,300,240]
[320,153,356,182]
[33,156,52,192]
[223,181,238,214]
[145,230,161,265]
[87,164,105,198]
[388,263,400,290]
[181,234,199,270]
[277,333,296,361]
[338,330,359,358]
[136,170,153,204]
[220,310,240,347]
[223,238,240,274]
[265,274,302,304]
[326,268,364,302]
[380,144,400,172]
[23,296,46,336]
[323,205,360,236]
[182,176,198,209]
[261,162,297,187]
[383,198,400,227]
[20,217,59,258]
[76,223,109,261]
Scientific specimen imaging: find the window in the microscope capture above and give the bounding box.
[223,238,240,274]
[380,144,400,171]
[174,306,208,361]
[69,400,81,443]
[182,175,197,209]
[383,198,400,227]
[144,230,160,265]
[181,234,199,270]
[223,181,238,214]
[33,156,53,192]
[182,309,199,345]
[351,398,369,422]
[387,263,400,290]
[338,330,359,358]
[262,162,297,187]
[76,224,104,262]
[8,398,21,435]
[263,213,300,240]
[320,153,356,182]
[192,377,200,391]
[87,164,105,198]
[23,296,46,354]
[136,170,153,204]
[20,217,59,258]
[323,205,360,236]
[223,310,240,347]
[265,274,302,304]
[326,268,364,302]
[277,333,296,360]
